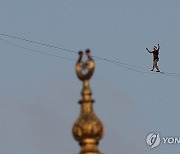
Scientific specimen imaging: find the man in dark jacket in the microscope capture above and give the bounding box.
[146,44,160,72]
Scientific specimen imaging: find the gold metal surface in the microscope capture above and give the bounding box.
[73,49,104,154]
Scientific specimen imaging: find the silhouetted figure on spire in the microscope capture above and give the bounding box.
[146,44,160,72]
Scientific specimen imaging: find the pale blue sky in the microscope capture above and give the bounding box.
[1,1,180,154]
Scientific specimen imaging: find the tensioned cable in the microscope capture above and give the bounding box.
[0,33,143,69]
[0,33,78,54]
[163,71,180,76]
[1,38,140,70]
[1,33,180,78]
[2,38,180,79]
[0,38,158,76]
[0,38,75,61]
[1,37,180,78]
[112,62,180,78]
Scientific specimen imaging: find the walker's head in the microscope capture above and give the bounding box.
[154,46,157,50]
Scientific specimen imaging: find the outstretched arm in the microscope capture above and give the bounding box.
[146,48,153,53]
[157,44,160,50]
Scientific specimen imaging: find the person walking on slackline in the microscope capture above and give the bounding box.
[146,44,160,72]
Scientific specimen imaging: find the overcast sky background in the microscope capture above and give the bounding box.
[1,0,180,154]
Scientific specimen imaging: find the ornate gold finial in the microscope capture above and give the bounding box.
[72,49,104,154]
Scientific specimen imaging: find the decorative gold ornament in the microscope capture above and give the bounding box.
[72,49,104,154]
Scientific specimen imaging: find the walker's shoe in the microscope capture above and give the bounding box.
[156,70,160,72]
[151,69,154,71]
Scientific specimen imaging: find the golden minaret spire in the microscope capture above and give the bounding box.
[72,49,104,154]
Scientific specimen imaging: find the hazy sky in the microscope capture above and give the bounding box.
[1,1,180,154]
